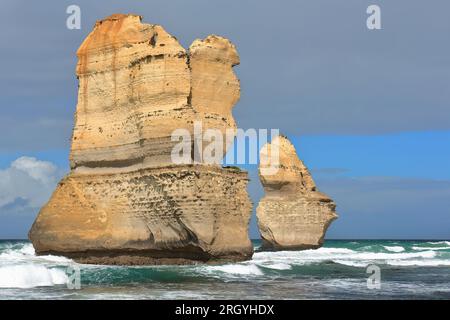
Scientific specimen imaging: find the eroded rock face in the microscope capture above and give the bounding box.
[256,135,338,250]
[29,14,253,264]
[71,14,239,169]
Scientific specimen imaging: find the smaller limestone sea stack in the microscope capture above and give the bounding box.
[257,135,338,250]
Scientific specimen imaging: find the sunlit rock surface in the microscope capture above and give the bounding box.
[29,14,252,265]
[257,135,338,250]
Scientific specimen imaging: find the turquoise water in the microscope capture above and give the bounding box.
[0,240,449,299]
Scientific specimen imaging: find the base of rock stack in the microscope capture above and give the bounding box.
[36,249,250,266]
[259,240,322,251]
[29,165,253,265]
[256,193,337,251]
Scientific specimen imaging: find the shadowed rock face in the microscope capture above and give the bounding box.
[257,135,338,250]
[29,14,253,265]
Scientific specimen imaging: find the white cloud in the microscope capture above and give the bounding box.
[11,156,58,184]
[0,157,62,210]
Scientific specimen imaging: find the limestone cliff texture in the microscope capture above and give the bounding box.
[257,135,338,250]
[29,14,253,264]
[71,14,240,169]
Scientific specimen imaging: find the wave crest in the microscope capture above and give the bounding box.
[0,265,67,288]
[383,246,405,252]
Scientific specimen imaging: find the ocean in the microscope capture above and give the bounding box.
[0,239,449,300]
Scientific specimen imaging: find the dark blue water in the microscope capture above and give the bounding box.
[0,240,449,299]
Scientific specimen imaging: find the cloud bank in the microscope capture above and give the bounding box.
[0,156,62,215]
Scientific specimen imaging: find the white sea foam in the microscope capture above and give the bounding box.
[351,250,436,260]
[0,242,75,290]
[0,244,72,265]
[254,247,435,263]
[425,241,450,246]
[386,259,450,267]
[253,247,356,264]
[0,265,68,288]
[250,247,442,269]
[332,260,369,267]
[1,240,449,292]
[383,246,405,252]
[18,244,36,255]
[207,264,263,276]
[331,251,439,267]
[412,246,450,251]
[260,263,292,270]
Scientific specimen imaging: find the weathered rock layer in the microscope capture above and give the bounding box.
[71,14,239,169]
[30,165,251,264]
[29,14,253,264]
[257,135,338,250]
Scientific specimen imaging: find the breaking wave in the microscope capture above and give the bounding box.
[0,265,67,288]
[0,242,71,289]
[0,240,449,291]
[206,264,264,276]
[412,246,450,251]
[383,246,405,252]
[249,247,441,269]
[424,241,450,246]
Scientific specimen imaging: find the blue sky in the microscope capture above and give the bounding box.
[241,132,450,239]
[2,132,449,239]
[0,0,449,239]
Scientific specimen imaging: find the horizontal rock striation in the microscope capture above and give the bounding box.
[29,14,253,264]
[256,135,338,250]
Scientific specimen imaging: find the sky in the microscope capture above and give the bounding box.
[0,0,449,239]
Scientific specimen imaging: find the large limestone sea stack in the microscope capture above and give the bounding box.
[257,135,338,250]
[29,14,253,264]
